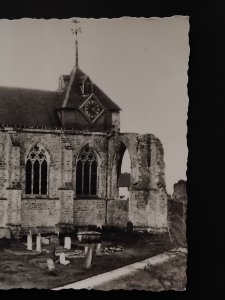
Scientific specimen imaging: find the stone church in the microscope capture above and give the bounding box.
[0,29,168,237]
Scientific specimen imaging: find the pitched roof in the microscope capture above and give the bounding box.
[0,67,121,128]
[62,67,121,111]
[0,86,62,128]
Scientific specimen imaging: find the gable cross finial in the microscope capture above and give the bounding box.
[71,19,82,67]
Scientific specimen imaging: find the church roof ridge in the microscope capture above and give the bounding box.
[0,85,57,94]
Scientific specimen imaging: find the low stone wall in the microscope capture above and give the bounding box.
[107,199,129,228]
[73,199,106,226]
[73,199,129,228]
[21,199,60,228]
[2,195,168,234]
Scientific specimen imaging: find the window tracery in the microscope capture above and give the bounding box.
[76,146,97,196]
[25,144,48,195]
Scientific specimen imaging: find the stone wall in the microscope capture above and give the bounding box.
[21,199,60,228]
[0,128,168,234]
[19,131,62,198]
[111,112,120,132]
[168,180,187,247]
[5,129,109,199]
[107,199,129,227]
[59,188,74,224]
[171,180,187,218]
[0,199,7,227]
[0,131,10,199]
[69,133,108,199]
[108,133,167,232]
[7,188,21,225]
[73,199,106,226]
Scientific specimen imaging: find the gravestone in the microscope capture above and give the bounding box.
[27,231,32,250]
[36,233,41,252]
[59,253,70,265]
[64,237,71,250]
[47,259,55,271]
[50,235,59,246]
[96,243,102,255]
[127,221,133,233]
[84,243,97,269]
[96,223,102,230]
[77,234,82,242]
[41,237,50,245]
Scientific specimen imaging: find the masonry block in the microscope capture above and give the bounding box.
[59,188,74,224]
[6,188,21,225]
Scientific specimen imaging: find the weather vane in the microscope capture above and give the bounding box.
[71,19,82,67]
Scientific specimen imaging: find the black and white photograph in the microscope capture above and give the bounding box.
[0,17,189,290]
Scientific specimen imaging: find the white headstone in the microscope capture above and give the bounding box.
[77,234,82,242]
[27,232,32,251]
[59,253,70,265]
[96,243,102,254]
[41,237,49,244]
[47,259,55,271]
[36,233,41,252]
[64,237,71,249]
[97,223,102,229]
[84,246,88,255]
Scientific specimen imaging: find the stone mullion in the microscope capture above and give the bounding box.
[39,161,42,195]
[81,161,84,194]
[89,162,92,195]
[47,162,49,195]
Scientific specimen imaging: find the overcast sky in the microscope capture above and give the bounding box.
[0,17,189,194]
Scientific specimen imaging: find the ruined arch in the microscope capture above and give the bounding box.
[110,141,132,199]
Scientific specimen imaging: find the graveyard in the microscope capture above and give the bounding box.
[0,180,187,290]
[0,228,173,289]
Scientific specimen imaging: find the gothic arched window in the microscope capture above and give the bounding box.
[25,144,49,195]
[76,146,97,196]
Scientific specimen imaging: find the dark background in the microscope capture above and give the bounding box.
[0,0,225,298]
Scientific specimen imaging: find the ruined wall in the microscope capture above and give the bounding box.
[171,180,187,218]
[108,132,167,232]
[107,133,140,199]
[173,180,187,204]
[168,180,187,247]
[146,136,167,230]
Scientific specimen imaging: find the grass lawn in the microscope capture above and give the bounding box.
[0,231,173,289]
[95,251,187,291]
